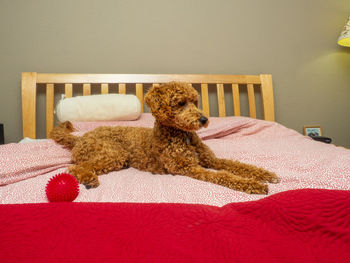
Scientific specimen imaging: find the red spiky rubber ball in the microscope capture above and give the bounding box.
[46,173,79,202]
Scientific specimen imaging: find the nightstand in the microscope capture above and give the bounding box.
[0,124,4,144]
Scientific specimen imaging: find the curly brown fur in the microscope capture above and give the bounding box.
[50,82,279,194]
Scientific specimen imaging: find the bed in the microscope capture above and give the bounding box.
[0,73,349,262]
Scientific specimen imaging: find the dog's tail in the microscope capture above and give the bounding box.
[49,121,78,150]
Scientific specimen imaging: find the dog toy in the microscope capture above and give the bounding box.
[46,173,79,202]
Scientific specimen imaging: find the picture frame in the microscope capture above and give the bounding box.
[303,125,322,137]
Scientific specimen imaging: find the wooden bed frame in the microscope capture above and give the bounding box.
[21,73,275,139]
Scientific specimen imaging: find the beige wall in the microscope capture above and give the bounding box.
[0,0,349,147]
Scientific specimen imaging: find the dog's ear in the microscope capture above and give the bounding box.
[145,85,165,113]
[145,85,171,122]
[144,86,158,109]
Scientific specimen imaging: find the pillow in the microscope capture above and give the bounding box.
[72,113,155,133]
[19,137,49,144]
[56,94,141,122]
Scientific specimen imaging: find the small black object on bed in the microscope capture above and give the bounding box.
[309,135,332,144]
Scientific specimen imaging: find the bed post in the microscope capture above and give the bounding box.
[21,72,37,138]
[260,74,275,122]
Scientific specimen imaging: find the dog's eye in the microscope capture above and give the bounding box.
[178,101,186,107]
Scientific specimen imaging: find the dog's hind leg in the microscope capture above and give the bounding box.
[70,142,130,189]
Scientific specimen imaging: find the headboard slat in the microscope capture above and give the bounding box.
[65,84,73,98]
[83,84,91,96]
[101,83,109,94]
[135,84,144,113]
[232,84,240,116]
[118,84,126,94]
[46,84,55,137]
[247,84,257,119]
[217,84,226,117]
[200,84,210,117]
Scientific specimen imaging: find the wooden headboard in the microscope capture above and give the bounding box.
[21,73,275,139]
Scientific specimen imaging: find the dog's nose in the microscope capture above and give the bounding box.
[199,116,208,125]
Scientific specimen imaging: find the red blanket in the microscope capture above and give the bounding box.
[0,189,349,263]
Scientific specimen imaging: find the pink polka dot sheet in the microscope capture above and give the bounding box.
[1,114,349,205]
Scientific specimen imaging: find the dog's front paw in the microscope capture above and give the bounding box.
[68,165,100,189]
[75,175,100,189]
[243,181,268,195]
[260,170,279,184]
[84,177,100,189]
[267,172,279,184]
[253,168,279,184]
[223,176,269,195]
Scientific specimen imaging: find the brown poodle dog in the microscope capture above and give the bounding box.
[50,82,279,194]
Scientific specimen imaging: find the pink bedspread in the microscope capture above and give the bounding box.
[0,189,349,263]
[1,114,350,205]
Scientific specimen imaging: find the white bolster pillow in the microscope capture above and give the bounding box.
[56,94,141,122]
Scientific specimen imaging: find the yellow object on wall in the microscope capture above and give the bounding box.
[338,16,350,47]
